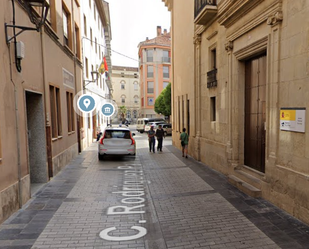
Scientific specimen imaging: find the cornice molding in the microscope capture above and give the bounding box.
[207,31,218,41]
[234,36,268,61]
[218,0,265,28]
[226,0,282,42]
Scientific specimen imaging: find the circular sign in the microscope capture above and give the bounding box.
[77,94,96,113]
[101,103,115,117]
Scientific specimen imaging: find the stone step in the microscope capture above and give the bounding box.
[234,169,262,189]
[228,175,262,198]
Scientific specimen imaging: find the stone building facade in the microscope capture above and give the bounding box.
[111,66,140,123]
[0,0,82,224]
[163,0,309,225]
[138,26,171,118]
[80,0,112,149]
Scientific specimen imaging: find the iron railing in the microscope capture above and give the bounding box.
[207,68,217,88]
[194,0,217,18]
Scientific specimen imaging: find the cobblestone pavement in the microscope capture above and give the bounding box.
[0,132,309,249]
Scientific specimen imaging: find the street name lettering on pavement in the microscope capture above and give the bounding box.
[99,164,148,241]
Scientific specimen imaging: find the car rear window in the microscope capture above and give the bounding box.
[104,130,131,139]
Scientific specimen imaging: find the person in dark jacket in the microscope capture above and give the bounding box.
[148,125,156,153]
[155,125,165,152]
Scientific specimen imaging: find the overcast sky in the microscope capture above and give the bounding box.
[107,0,171,68]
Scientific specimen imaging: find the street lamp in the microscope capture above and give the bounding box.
[5,0,49,72]
[83,70,99,89]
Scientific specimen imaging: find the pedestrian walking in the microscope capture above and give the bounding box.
[180,128,189,158]
[155,125,165,152]
[148,125,156,153]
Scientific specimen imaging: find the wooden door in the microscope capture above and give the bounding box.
[244,55,266,172]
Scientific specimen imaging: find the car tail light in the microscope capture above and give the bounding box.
[100,132,105,145]
[130,133,135,145]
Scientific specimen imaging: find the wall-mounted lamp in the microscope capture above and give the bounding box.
[5,0,49,72]
[84,71,99,89]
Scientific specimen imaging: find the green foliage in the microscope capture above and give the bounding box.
[119,106,127,121]
[163,83,171,115]
[154,83,171,116]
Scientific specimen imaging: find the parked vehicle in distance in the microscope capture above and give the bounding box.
[98,127,136,160]
[161,123,172,136]
[136,118,165,133]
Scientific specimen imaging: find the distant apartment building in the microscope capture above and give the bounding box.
[111,66,140,123]
[138,26,171,118]
[0,0,82,223]
[80,0,112,148]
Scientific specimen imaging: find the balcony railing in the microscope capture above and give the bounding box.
[207,68,217,88]
[162,57,171,63]
[194,0,217,25]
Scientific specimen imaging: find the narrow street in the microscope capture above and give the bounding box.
[0,126,309,249]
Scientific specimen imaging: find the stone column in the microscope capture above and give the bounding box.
[267,11,283,164]
[225,41,234,166]
[193,34,201,160]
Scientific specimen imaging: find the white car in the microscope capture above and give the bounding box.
[98,127,136,160]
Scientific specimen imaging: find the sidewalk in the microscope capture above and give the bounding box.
[0,142,308,249]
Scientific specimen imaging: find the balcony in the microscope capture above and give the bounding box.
[207,68,217,88]
[194,0,218,25]
[162,57,171,63]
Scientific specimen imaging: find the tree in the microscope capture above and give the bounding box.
[163,83,171,115]
[154,83,171,118]
[154,91,166,115]
[119,106,127,123]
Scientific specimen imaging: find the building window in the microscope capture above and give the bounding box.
[146,49,153,62]
[83,14,87,36]
[163,81,169,89]
[94,4,96,20]
[207,47,217,88]
[75,23,81,59]
[163,66,169,78]
[90,28,93,46]
[50,85,62,138]
[95,38,97,53]
[162,50,170,63]
[134,82,138,91]
[134,95,139,104]
[127,110,131,119]
[85,57,89,78]
[133,110,137,118]
[46,0,57,31]
[66,92,75,133]
[121,96,126,103]
[147,81,154,94]
[147,66,153,78]
[62,6,71,48]
[134,73,138,78]
[210,96,216,121]
[148,97,154,106]
[121,81,125,90]
[211,48,216,69]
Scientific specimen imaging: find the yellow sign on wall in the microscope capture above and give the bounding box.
[280,108,306,133]
[280,110,296,121]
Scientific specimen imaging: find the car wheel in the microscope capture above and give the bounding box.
[164,131,167,136]
[98,153,104,161]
